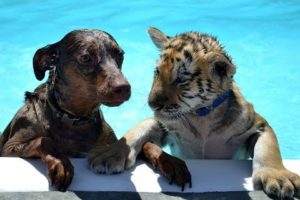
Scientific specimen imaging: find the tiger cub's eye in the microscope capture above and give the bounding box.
[173,77,187,85]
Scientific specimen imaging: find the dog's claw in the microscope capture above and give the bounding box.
[45,155,74,191]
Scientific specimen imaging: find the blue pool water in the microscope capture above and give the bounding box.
[0,0,299,159]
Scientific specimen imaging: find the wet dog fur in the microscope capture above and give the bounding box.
[0,29,131,191]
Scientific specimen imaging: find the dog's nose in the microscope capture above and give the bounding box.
[112,83,131,100]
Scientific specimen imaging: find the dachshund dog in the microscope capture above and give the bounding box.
[0,29,131,191]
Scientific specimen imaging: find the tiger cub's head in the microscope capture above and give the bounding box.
[147,27,236,121]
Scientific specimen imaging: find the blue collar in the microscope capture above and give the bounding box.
[195,89,232,116]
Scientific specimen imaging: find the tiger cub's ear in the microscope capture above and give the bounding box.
[148,27,170,50]
[206,52,236,88]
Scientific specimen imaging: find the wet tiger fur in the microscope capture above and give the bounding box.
[88,27,300,198]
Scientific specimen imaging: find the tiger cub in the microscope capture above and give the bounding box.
[88,27,300,198]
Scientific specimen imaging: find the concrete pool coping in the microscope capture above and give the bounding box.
[0,191,283,200]
[0,158,299,199]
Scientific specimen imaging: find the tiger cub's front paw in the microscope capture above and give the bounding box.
[87,138,136,174]
[253,167,300,199]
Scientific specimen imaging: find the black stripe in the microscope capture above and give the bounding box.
[157,121,169,146]
[182,94,196,99]
[177,95,191,108]
[197,94,208,101]
[184,50,193,63]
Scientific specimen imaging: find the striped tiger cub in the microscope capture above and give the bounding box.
[88,27,300,199]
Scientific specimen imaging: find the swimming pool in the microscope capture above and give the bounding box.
[0,0,299,159]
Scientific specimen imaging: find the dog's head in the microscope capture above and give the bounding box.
[33,29,131,107]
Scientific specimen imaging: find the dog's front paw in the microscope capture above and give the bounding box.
[88,138,136,174]
[44,155,74,191]
[156,152,192,191]
[253,168,300,199]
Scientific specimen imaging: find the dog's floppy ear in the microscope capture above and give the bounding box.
[148,27,170,50]
[33,44,59,81]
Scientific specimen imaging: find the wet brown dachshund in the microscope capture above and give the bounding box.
[0,29,131,191]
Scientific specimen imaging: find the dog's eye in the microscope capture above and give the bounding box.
[79,54,92,64]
